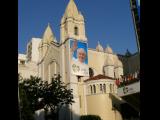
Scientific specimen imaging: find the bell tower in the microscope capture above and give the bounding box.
[60,0,87,43]
[59,1,87,120]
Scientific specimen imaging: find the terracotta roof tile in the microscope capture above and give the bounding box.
[84,74,115,82]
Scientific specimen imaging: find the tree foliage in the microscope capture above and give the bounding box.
[18,74,74,120]
[80,115,102,120]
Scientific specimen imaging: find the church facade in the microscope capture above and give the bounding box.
[18,0,124,120]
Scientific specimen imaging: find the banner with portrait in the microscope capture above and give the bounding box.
[69,39,89,76]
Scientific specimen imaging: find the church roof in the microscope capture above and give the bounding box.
[64,0,79,18]
[42,23,55,44]
[61,0,84,23]
[84,74,115,82]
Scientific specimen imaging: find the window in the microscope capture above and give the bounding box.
[20,60,25,65]
[114,71,116,78]
[74,26,78,36]
[89,68,94,78]
[79,96,81,108]
[110,84,112,93]
[93,85,96,94]
[27,42,32,62]
[103,84,106,93]
[78,76,81,82]
[90,85,93,94]
[100,84,103,92]
[112,84,114,93]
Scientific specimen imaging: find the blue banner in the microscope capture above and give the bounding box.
[70,39,89,76]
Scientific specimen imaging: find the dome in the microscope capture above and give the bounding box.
[105,45,113,54]
[96,41,104,52]
[117,60,123,67]
[113,55,118,66]
[105,56,114,66]
[113,55,123,67]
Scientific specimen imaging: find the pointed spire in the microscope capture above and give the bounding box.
[42,23,55,44]
[96,41,104,52]
[107,44,110,48]
[64,0,79,18]
[61,0,84,24]
[105,44,113,54]
[78,11,84,20]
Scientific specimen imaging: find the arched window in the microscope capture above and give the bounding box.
[112,84,114,93]
[74,26,78,36]
[89,68,94,78]
[103,84,106,93]
[90,85,93,94]
[93,85,96,94]
[110,84,112,93]
[100,84,103,92]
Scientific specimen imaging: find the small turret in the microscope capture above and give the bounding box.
[105,44,113,54]
[96,41,104,52]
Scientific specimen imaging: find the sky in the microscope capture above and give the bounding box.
[18,0,138,55]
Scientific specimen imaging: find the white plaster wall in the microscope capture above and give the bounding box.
[42,44,60,81]
[18,62,38,79]
[88,49,105,74]
[31,38,42,63]
[18,54,27,64]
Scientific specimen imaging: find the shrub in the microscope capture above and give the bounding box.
[80,115,102,120]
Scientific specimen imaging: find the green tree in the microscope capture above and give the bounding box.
[19,74,35,120]
[80,115,102,120]
[40,75,74,120]
[19,74,74,120]
[19,86,35,120]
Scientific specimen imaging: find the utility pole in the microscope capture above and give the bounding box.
[129,0,140,53]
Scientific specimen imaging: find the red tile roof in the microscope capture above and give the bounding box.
[84,74,116,82]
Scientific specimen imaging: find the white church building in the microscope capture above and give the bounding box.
[18,0,125,120]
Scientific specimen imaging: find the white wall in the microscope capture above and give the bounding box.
[18,54,27,64]
[31,38,42,63]
[18,62,38,79]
